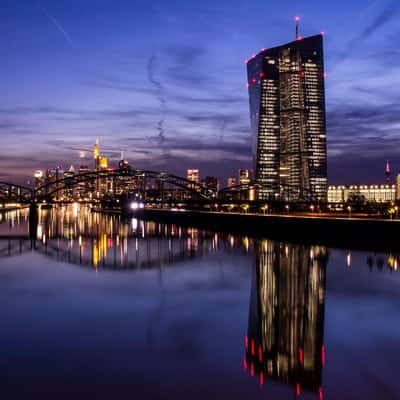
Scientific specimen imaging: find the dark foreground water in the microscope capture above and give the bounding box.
[0,206,399,399]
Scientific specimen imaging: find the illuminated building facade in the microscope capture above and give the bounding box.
[64,165,75,200]
[201,176,219,193]
[187,169,199,183]
[77,165,91,200]
[245,240,327,395]
[187,169,200,191]
[46,166,64,200]
[396,174,400,200]
[238,169,252,186]
[247,35,327,202]
[34,170,44,196]
[328,185,395,203]
[227,177,236,188]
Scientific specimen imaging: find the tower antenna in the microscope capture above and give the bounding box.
[295,16,300,40]
[386,160,391,184]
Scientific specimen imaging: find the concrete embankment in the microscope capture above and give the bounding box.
[130,209,400,252]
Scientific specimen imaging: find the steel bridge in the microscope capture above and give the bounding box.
[0,169,217,204]
[0,170,321,206]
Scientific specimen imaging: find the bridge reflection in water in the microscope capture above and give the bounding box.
[245,240,328,398]
[0,206,252,270]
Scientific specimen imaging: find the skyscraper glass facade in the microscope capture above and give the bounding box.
[247,35,327,201]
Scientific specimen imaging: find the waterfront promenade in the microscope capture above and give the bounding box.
[131,208,400,252]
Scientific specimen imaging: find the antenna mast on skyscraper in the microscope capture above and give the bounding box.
[295,16,300,40]
[386,160,391,184]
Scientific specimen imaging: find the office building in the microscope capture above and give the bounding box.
[46,166,64,200]
[201,176,219,193]
[34,170,44,196]
[187,169,199,183]
[247,34,327,202]
[227,177,236,188]
[328,185,395,203]
[238,169,252,186]
[64,165,76,200]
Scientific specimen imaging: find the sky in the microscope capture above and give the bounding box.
[1,0,400,185]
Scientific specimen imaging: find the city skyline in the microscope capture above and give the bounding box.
[2,0,400,185]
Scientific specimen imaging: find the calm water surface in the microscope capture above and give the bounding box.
[0,206,399,399]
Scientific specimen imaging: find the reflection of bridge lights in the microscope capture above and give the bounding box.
[131,218,138,231]
[130,201,144,210]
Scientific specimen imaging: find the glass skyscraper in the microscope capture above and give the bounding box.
[247,34,327,202]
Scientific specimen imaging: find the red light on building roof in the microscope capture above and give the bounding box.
[300,71,305,77]
[252,54,256,59]
[244,59,248,64]
[297,36,303,41]
[295,16,300,21]
[260,72,265,78]
[261,48,266,52]
[246,83,250,88]
[252,78,256,83]
[323,72,328,78]
[320,31,325,36]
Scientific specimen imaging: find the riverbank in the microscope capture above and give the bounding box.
[130,208,400,252]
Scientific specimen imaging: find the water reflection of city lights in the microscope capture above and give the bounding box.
[131,218,138,231]
[72,202,79,217]
[346,252,352,268]
[37,225,43,240]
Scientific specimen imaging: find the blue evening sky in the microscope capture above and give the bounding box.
[1,0,400,184]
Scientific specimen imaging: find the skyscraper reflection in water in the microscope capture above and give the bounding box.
[245,240,328,396]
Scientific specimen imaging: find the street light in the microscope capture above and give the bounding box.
[310,205,314,213]
[347,205,351,218]
[285,204,289,214]
[395,206,399,219]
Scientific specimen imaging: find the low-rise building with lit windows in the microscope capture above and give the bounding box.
[328,185,395,203]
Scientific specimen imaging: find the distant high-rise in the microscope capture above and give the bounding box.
[187,169,199,183]
[247,34,327,202]
[201,176,219,192]
[238,169,252,186]
[227,177,236,188]
[34,170,44,197]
